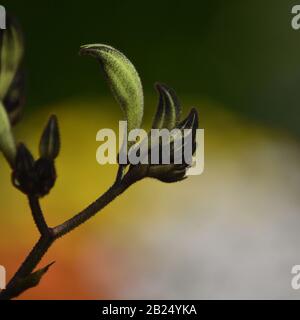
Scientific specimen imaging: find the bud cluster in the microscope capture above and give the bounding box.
[12,115,60,197]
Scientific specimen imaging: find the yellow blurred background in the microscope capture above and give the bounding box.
[1,98,300,299]
[2,0,300,299]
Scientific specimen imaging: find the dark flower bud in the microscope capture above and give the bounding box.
[15,143,34,171]
[152,83,181,130]
[10,262,55,300]
[12,144,57,197]
[176,108,199,164]
[12,143,35,194]
[150,106,199,183]
[147,164,187,183]
[127,84,199,184]
[34,158,56,197]
[39,115,60,160]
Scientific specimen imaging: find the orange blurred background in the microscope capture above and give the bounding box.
[2,99,300,299]
[2,0,300,300]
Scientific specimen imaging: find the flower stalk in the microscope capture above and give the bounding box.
[0,23,200,299]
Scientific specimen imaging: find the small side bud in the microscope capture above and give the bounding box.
[131,105,199,184]
[10,262,55,299]
[34,158,56,197]
[12,144,57,197]
[39,115,60,160]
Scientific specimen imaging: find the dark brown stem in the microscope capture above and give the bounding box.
[53,167,135,239]
[0,235,54,300]
[28,196,50,237]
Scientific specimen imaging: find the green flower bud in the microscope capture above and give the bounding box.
[79,44,144,138]
[128,85,199,184]
[0,15,25,125]
[0,15,24,166]
[152,83,181,130]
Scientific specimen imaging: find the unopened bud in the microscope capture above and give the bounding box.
[39,115,60,160]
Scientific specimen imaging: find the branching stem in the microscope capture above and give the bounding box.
[0,165,141,300]
[28,196,51,237]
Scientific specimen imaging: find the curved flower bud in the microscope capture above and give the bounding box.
[152,83,181,130]
[148,109,198,183]
[79,44,144,137]
[175,107,199,158]
[128,81,199,184]
[152,84,165,129]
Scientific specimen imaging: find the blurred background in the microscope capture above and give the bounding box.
[1,0,300,299]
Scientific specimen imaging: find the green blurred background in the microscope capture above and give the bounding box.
[2,0,300,299]
[3,0,300,134]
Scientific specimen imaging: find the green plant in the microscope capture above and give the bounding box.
[0,17,199,300]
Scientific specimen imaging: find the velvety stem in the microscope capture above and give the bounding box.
[0,235,54,300]
[0,167,140,300]
[28,196,50,236]
[53,168,135,238]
